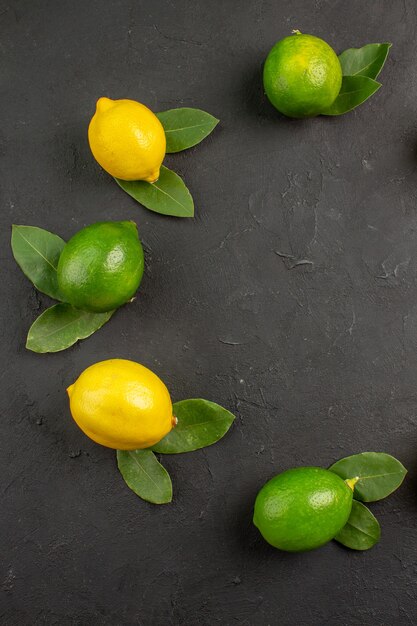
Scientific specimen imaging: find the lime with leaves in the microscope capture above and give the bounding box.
[57,221,144,313]
[253,467,355,552]
[263,31,342,118]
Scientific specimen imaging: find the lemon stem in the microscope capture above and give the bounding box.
[345,477,359,491]
[292,29,302,35]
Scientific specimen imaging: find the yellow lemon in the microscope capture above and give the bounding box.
[88,97,166,182]
[67,359,175,449]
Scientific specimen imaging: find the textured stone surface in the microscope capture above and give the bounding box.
[1,1,417,624]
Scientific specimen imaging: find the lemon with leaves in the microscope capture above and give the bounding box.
[57,221,144,313]
[253,467,355,552]
[88,97,166,182]
[67,359,176,449]
[263,31,342,118]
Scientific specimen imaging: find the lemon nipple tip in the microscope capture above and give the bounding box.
[145,169,160,183]
[66,384,74,397]
[96,97,114,113]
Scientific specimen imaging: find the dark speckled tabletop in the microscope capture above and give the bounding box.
[1,1,417,624]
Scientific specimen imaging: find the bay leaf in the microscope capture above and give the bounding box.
[26,303,114,353]
[321,75,381,116]
[153,398,235,454]
[157,107,219,153]
[329,452,407,502]
[115,166,194,217]
[117,449,172,504]
[11,225,65,300]
[334,500,381,550]
[339,43,391,80]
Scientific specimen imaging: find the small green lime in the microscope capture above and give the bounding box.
[57,221,144,313]
[263,32,342,118]
[253,467,353,552]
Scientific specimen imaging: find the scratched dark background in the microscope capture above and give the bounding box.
[1,0,417,624]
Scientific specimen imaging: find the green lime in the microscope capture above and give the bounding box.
[253,467,353,552]
[263,31,342,118]
[57,221,144,313]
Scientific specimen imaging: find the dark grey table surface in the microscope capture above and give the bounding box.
[2,1,417,624]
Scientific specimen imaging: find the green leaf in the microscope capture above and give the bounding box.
[156,107,219,153]
[26,303,114,353]
[329,452,407,502]
[334,500,381,550]
[339,43,391,79]
[115,166,194,218]
[117,449,172,504]
[153,399,235,454]
[321,75,381,116]
[11,225,65,300]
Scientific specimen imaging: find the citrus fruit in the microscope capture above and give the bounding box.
[57,221,144,313]
[253,467,354,552]
[88,97,166,182]
[263,31,342,118]
[67,359,176,449]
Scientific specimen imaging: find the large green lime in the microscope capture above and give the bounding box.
[253,467,353,552]
[263,32,342,118]
[57,221,144,313]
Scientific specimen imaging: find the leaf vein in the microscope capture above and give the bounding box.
[164,123,212,133]
[351,58,380,76]
[173,416,231,432]
[357,471,404,480]
[151,182,189,211]
[16,230,59,271]
[344,522,377,540]
[339,87,374,97]
[128,452,164,495]
[31,311,92,340]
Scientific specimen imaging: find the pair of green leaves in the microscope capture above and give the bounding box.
[12,225,114,353]
[116,108,219,218]
[322,43,391,116]
[117,399,235,504]
[328,452,407,550]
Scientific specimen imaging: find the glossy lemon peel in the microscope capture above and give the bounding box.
[67,359,174,450]
[88,97,166,182]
